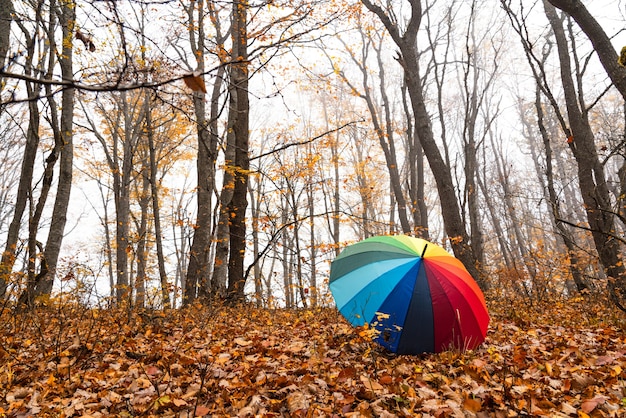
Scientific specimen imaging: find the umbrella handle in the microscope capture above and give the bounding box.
[421,244,428,258]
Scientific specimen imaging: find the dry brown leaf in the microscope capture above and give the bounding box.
[75,29,96,52]
[463,396,482,412]
[286,391,309,414]
[581,396,607,413]
[183,73,207,93]
[194,405,211,417]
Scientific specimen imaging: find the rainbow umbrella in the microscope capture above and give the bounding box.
[329,235,489,354]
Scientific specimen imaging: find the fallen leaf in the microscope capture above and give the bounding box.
[337,367,356,382]
[183,72,207,94]
[580,396,607,413]
[194,404,211,417]
[286,392,309,414]
[463,397,482,412]
[173,398,188,407]
[561,402,577,414]
[379,374,393,385]
[145,365,160,376]
[360,375,383,391]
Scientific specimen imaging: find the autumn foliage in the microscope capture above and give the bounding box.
[0,293,624,417]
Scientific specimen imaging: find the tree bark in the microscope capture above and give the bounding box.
[0,0,13,72]
[248,181,263,307]
[402,82,429,238]
[146,101,171,309]
[0,8,44,298]
[134,162,149,309]
[115,92,138,304]
[226,0,250,302]
[20,116,58,306]
[307,144,318,307]
[212,123,235,299]
[34,0,75,298]
[184,0,221,304]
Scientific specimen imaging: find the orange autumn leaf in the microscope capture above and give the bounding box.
[194,405,211,417]
[463,397,482,412]
[183,72,207,93]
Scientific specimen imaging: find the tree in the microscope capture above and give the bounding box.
[0,0,12,73]
[145,99,171,309]
[0,122,21,239]
[1,0,77,304]
[182,0,228,304]
[501,0,625,305]
[360,0,485,288]
[327,22,413,235]
[34,0,76,298]
[0,6,45,298]
[456,0,504,269]
[84,90,146,304]
[527,86,589,292]
[547,0,626,100]
[542,0,626,309]
[223,0,250,303]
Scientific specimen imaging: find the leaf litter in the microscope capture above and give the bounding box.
[0,297,624,417]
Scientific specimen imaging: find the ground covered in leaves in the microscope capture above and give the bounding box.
[0,296,625,417]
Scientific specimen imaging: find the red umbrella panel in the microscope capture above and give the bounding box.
[329,235,489,354]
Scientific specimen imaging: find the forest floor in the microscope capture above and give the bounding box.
[0,294,625,417]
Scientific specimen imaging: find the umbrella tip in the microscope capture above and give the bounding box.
[421,244,428,257]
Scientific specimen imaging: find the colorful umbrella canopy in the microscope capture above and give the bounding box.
[329,235,489,354]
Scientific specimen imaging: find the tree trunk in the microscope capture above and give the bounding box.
[281,210,293,308]
[351,129,373,239]
[373,37,412,234]
[248,181,263,307]
[402,82,429,239]
[460,4,494,269]
[528,82,588,292]
[335,32,412,234]
[0,13,44,299]
[20,123,58,306]
[0,96,40,299]
[184,0,226,304]
[185,0,209,303]
[0,0,12,72]
[146,102,171,309]
[98,180,115,299]
[114,94,135,305]
[544,0,626,308]
[34,0,75,298]
[134,166,149,309]
[212,103,237,299]
[306,151,317,307]
[547,0,626,100]
[226,0,250,302]
[476,155,514,271]
[361,0,485,288]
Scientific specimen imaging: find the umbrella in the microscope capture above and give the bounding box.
[329,235,489,354]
